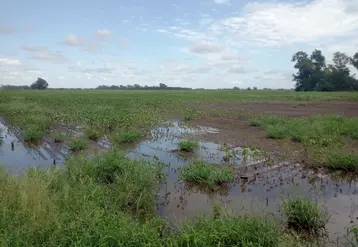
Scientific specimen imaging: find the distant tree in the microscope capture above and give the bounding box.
[30,77,49,89]
[350,52,358,71]
[253,86,258,90]
[292,50,358,91]
[159,83,168,89]
[247,87,251,90]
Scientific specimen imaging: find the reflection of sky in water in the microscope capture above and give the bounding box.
[0,121,69,174]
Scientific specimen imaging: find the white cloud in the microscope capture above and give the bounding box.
[190,41,222,54]
[214,0,230,4]
[95,29,112,39]
[61,34,87,46]
[22,44,48,52]
[0,58,22,66]
[213,0,358,46]
[31,53,68,63]
[228,66,256,74]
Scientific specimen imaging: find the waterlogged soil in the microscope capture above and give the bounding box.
[126,121,358,246]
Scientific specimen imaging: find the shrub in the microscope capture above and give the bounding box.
[282,197,328,235]
[180,161,232,188]
[53,132,66,143]
[178,140,199,152]
[266,125,287,139]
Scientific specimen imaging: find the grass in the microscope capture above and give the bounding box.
[180,161,232,188]
[282,197,329,235]
[23,125,44,142]
[112,131,142,144]
[328,153,358,171]
[52,132,66,142]
[178,139,200,152]
[69,138,88,151]
[84,127,100,141]
[0,150,285,247]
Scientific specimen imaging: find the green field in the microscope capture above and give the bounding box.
[1,89,358,246]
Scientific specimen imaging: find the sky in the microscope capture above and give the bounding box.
[1,0,358,89]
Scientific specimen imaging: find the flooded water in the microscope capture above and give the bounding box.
[126,121,358,245]
[0,120,69,174]
[1,118,358,244]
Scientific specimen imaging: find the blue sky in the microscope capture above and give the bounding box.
[1,0,358,89]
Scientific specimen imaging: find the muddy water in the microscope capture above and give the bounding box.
[0,120,69,174]
[128,121,358,245]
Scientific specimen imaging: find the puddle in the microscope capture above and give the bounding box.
[0,120,69,174]
[126,121,358,245]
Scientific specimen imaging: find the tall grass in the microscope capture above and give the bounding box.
[178,139,199,152]
[112,131,142,144]
[180,161,232,188]
[0,150,166,246]
[282,197,328,235]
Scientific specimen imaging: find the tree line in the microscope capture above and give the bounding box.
[96,83,191,90]
[292,50,358,91]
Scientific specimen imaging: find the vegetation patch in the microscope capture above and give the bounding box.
[328,153,358,171]
[180,161,232,188]
[69,138,88,151]
[112,131,142,144]
[52,132,66,143]
[175,214,279,247]
[84,127,100,141]
[23,125,44,142]
[282,197,328,235]
[178,139,200,152]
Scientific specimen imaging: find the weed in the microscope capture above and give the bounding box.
[266,125,287,139]
[180,161,232,188]
[52,132,66,143]
[282,197,328,235]
[347,226,358,246]
[23,125,44,142]
[112,131,142,144]
[328,153,358,171]
[84,127,100,141]
[250,119,264,127]
[175,214,279,247]
[69,138,88,151]
[178,139,199,152]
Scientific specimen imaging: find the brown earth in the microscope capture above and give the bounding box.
[197,100,358,118]
[190,101,358,164]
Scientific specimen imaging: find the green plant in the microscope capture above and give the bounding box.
[328,153,358,171]
[180,161,232,188]
[178,140,199,152]
[23,125,44,142]
[249,119,264,127]
[175,214,279,247]
[53,132,66,143]
[84,128,100,141]
[282,197,328,235]
[266,125,287,139]
[347,226,358,246]
[112,131,142,144]
[69,138,88,151]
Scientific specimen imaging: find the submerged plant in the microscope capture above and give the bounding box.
[180,161,232,188]
[178,140,199,152]
[282,197,328,235]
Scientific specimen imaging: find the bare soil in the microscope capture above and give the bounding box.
[197,100,358,118]
[190,101,358,164]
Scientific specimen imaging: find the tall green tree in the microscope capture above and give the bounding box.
[292,51,314,91]
[30,78,49,90]
[351,52,358,71]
